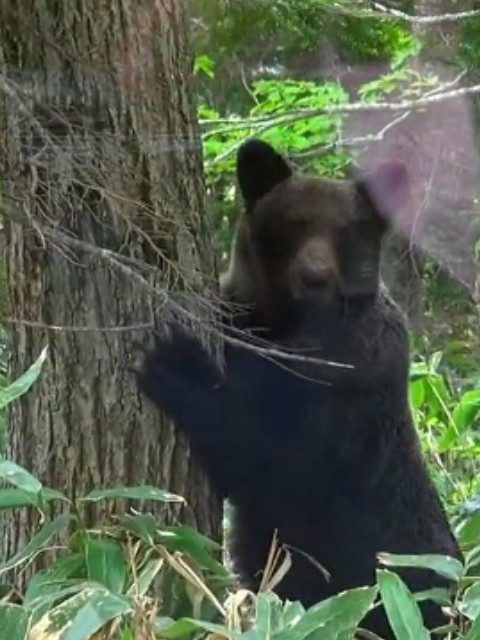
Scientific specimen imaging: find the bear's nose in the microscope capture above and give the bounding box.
[300,269,329,294]
[290,238,336,300]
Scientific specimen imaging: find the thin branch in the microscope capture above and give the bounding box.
[367,1,480,24]
[205,81,480,165]
[13,219,351,372]
[0,317,153,333]
[291,110,411,159]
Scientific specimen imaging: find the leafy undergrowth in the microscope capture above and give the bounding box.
[1,460,480,640]
[2,352,480,639]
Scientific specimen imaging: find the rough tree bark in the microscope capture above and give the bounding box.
[0,0,221,581]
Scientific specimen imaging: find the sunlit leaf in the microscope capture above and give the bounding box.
[0,486,68,510]
[276,586,377,640]
[0,458,42,494]
[0,346,48,410]
[378,552,464,582]
[81,485,185,504]
[61,592,132,640]
[0,514,76,575]
[31,587,131,640]
[453,389,480,431]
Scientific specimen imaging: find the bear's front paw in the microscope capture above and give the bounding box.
[135,322,223,421]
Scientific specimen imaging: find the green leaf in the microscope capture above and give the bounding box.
[281,600,306,626]
[27,583,98,627]
[182,618,244,640]
[0,486,68,510]
[414,588,452,606]
[409,379,425,410]
[277,586,377,640]
[81,485,185,504]
[453,389,480,431]
[377,570,429,640]
[32,587,131,640]
[0,603,32,640]
[0,346,48,410]
[116,513,159,543]
[456,512,480,548]
[0,514,76,575]
[459,580,480,621]
[254,592,284,638]
[158,618,206,639]
[61,591,132,640]
[157,525,224,573]
[378,552,464,582]
[24,552,85,604]
[0,458,42,494]
[194,54,215,78]
[85,537,126,594]
[464,614,480,640]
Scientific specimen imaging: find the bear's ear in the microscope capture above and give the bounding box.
[355,161,409,225]
[237,139,292,210]
[339,162,409,297]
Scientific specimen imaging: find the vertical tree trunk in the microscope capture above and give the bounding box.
[0,0,221,582]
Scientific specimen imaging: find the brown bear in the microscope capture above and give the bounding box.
[136,139,461,638]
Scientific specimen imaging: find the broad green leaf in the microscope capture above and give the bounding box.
[378,552,464,582]
[463,614,480,640]
[157,525,224,573]
[282,599,306,626]
[61,592,132,640]
[0,346,48,410]
[459,580,480,621]
[0,458,42,494]
[157,617,203,639]
[116,513,158,543]
[414,588,451,606]
[85,537,126,594]
[409,379,425,410]
[31,586,130,639]
[24,552,85,604]
[0,486,68,510]
[0,514,76,575]
[453,390,480,431]
[456,512,480,548]
[409,362,430,381]
[277,586,377,640]
[377,570,429,640]
[0,603,32,640]
[27,582,99,627]
[254,592,284,638]
[81,485,185,504]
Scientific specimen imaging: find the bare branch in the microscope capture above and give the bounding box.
[367,1,480,24]
[291,111,411,159]
[204,82,480,165]
[3,214,351,373]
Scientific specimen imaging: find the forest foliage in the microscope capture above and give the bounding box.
[1,1,480,638]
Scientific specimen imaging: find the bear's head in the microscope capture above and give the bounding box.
[220,139,409,332]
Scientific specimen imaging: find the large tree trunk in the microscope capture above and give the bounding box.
[0,0,221,583]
